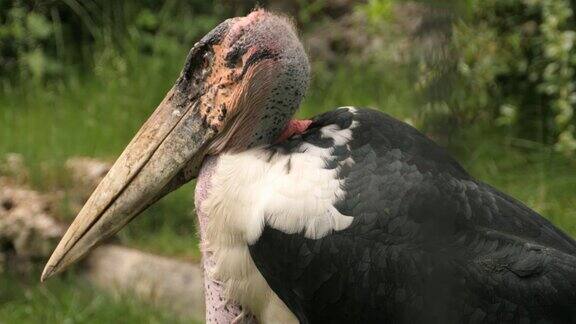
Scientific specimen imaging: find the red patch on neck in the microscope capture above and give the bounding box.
[275,119,312,143]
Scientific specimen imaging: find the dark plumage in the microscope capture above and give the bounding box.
[250,107,576,323]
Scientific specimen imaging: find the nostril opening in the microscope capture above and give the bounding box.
[1,199,14,211]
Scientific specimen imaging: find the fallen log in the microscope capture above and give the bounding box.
[0,177,65,273]
[85,245,204,320]
[0,155,206,320]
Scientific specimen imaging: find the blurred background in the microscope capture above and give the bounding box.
[1,0,575,322]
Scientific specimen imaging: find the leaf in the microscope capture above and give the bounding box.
[26,12,52,40]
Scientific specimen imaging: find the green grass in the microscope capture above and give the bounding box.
[0,271,197,323]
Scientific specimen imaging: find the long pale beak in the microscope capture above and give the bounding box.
[41,86,214,282]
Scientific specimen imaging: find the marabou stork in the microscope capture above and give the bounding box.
[43,10,576,324]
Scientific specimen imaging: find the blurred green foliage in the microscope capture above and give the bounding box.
[0,0,227,85]
[452,0,576,154]
[362,0,576,155]
[0,4,62,81]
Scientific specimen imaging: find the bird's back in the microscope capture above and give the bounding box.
[248,107,576,323]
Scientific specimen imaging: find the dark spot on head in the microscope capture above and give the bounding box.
[225,45,246,69]
[240,49,279,78]
[1,199,14,211]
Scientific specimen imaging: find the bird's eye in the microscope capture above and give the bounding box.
[202,51,214,68]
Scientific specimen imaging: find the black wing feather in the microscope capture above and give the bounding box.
[249,108,576,323]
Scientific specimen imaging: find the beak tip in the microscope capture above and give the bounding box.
[40,262,57,282]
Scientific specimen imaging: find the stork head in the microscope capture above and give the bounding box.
[41,10,309,281]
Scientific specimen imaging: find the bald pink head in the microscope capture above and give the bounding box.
[177,9,310,153]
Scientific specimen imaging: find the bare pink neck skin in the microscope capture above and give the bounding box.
[196,156,256,323]
[194,119,310,323]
